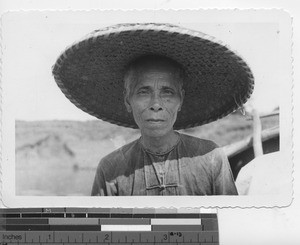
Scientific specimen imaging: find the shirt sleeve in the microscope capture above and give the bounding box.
[91,160,118,196]
[211,148,238,195]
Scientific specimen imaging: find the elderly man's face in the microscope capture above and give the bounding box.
[126,67,183,137]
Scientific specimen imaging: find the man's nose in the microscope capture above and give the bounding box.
[149,94,163,112]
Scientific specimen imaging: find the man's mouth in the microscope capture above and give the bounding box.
[146,119,165,122]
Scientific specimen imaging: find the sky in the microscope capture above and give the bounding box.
[1,11,287,121]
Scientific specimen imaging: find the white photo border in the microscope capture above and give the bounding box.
[0,9,293,208]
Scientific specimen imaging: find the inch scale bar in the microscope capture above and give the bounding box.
[0,208,219,244]
[0,231,219,244]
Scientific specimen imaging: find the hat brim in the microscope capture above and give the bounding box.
[52,23,254,129]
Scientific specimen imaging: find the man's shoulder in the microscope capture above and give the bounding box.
[100,138,140,165]
[95,138,140,181]
[179,133,219,156]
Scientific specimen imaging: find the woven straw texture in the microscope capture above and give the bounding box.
[52,23,254,129]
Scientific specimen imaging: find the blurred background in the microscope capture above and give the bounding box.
[15,107,279,196]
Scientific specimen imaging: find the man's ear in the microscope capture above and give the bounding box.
[178,89,185,112]
[124,93,132,113]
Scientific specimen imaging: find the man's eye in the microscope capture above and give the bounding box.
[162,89,174,95]
[137,90,149,95]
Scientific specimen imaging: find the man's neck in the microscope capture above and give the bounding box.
[140,130,179,154]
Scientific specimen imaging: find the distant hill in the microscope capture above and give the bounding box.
[15,113,279,196]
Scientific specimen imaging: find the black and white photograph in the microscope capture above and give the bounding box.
[0,10,293,207]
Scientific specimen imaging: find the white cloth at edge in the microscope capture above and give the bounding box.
[235,151,292,195]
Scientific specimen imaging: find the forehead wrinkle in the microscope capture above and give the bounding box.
[138,71,180,89]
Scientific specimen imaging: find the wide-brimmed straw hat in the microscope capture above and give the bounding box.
[52,23,254,129]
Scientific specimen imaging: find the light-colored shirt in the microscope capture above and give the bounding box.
[91,133,238,196]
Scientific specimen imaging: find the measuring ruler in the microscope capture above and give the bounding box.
[0,208,219,244]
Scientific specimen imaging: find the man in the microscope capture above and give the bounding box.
[52,23,254,196]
